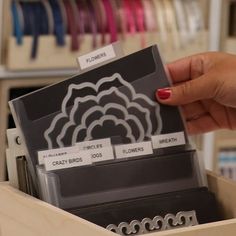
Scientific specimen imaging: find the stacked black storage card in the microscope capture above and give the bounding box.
[9,45,188,182]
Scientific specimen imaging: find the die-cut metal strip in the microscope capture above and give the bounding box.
[106,210,199,235]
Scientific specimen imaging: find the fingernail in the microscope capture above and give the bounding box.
[156,88,172,100]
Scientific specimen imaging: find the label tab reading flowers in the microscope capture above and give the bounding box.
[77,45,116,70]
[115,141,153,159]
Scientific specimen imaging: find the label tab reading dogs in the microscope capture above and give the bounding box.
[76,138,114,163]
[89,146,114,163]
[115,141,153,159]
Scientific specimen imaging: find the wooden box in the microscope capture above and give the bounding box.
[0,171,236,236]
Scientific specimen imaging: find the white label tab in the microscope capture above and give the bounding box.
[77,45,116,70]
[151,132,186,149]
[115,141,153,159]
[76,138,111,151]
[89,146,114,163]
[38,146,80,165]
[44,151,92,171]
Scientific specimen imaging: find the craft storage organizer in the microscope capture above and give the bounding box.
[0,2,236,235]
[1,38,236,235]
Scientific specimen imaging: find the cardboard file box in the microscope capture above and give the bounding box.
[0,171,236,236]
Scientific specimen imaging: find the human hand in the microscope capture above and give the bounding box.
[156,52,236,135]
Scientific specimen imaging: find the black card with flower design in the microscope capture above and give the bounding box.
[9,45,188,180]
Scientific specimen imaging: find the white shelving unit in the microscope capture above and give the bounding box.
[0,66,79,79]
[0,0,4,64]
[202,0,223,171]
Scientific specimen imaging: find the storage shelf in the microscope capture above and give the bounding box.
[0,66,78,79]
[224,37,236,53]
[0,67,79,80]
[5,32,209,71]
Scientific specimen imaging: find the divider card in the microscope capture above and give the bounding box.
[36,150,205,209]
[9,45,188,180]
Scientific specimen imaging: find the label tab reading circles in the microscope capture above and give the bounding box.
[78,45,116,70]
[151,132,186,149]
[44,152,92,171]
[115,141,153,159]
[37,146,80,165]
[76,138,111,151]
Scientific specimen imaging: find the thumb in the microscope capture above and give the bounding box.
[156,75,217,105]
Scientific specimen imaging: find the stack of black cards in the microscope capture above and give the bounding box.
[9,45,222,235]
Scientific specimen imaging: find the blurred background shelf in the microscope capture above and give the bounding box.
[6,31,209,71]
[0,66,78,79]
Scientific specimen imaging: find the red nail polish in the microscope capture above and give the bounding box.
[156,88,171,100]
